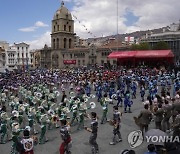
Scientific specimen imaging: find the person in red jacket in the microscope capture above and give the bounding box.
[20,128,37,154]
[59,119,72,154]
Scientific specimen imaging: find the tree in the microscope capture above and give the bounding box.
[153,41,169,50]
[138,42,151,50]
[130,42,151,50]
[130,44,139,50]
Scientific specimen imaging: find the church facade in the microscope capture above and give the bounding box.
[35,2,128,69]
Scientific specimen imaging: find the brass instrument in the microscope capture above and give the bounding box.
[89,102,96,109]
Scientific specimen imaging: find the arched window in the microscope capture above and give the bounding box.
[64,25,66,31]
[57,38,59,49]
[53,39,56,49]
[64,38,67,48]
[69,39,72,48]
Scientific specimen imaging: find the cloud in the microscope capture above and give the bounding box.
[35,21,49,27]
[19,21,49,32]
[25,31,51,49]
[69,0,180,38]
[18,26,37,32]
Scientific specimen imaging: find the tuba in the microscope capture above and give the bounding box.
[89,102,96,109]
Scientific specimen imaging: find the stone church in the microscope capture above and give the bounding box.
[35,1,128,69]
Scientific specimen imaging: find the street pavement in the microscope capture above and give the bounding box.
[0,88,161,154]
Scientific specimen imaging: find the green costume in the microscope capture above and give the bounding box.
[0,119,8,144]
[100,98,108,124]
[70,107,78,126]
[39,115,48,144]
[77,109,86,130]
[11,125,23,154]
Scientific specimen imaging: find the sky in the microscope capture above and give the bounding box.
[0,0,180,49]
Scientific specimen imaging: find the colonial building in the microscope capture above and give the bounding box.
[36,1,129,69]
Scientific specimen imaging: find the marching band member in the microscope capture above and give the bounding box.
[100,94,108,124]
[85,112,99,154]
[124,91,132,113]
[0,112,9,144]
[77,99,87,130]
[59,119,71,154]
[11,122,23,154]
[70,104,78,126]
[39,114,49,144]
[109,106,122,145]
[20,128,38,154]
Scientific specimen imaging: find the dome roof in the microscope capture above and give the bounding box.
[53,1,72,20]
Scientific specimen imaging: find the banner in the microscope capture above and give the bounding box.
[63,60,76,64]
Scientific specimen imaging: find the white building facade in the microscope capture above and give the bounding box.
[5,42,33,70]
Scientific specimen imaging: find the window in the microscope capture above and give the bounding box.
[70,54,72,58]
[22,47,24,50]
[57,38,59,49]
[54,26,56,32]
[64,25,66,31]
[69,39,72,48]
[53,39,56,49]
[64,38,67,48]
[101,60,104,65]
[17,47,19,50]
[83,60,85,65]
[69,26,71,32]
[26,53,28,58]
[22,53,24,57]
[62,54,64,58]
[18,53,19,57]
[57,25,59,31]
[78,60,80,65]
[102,52,104,56]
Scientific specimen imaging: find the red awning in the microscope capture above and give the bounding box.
[108,51,137,59]
[135,50,174,58]
[108,50,174,59]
